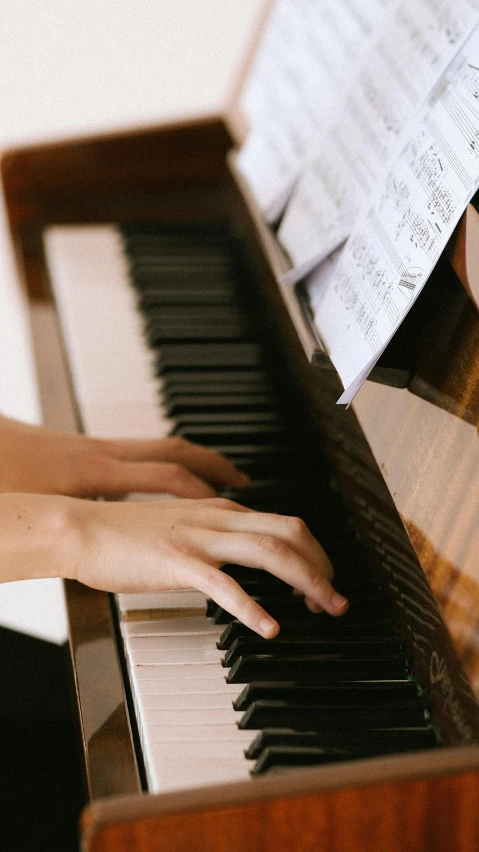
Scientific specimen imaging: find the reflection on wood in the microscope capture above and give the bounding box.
[406,521,479,696]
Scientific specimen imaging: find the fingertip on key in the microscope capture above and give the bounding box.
[331,592,349,615]
[259,617,280,639]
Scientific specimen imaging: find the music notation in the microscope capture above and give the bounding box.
[307,26,479,403]
[237,0,390,222]
[278,0,479,284]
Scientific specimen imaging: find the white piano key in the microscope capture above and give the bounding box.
[121,617,222,638]
[132,663,228,680]
[146,725,253,744]
[148,742,249,761]
[44,225,172,438]
[127,648,223,665]
[150,759,251,793]
[84,402,172,441]
[137,691,240,710]
[132,677,240,696]
[139,708,243,727]
[127,634,222,651]
[117,590,207,613]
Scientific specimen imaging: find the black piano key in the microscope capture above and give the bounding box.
[216,619,395,650]
[209,443,288,458]
[251,736,438,773]
[221,456,312,481]
[173,422,287,445]
[210,596,311,624]
[144,305,244,321]
[226,654,408,684]
[216,574,383,599]
[233,680,418,711]
[220,564,290,585]
[157,342,264,371]
[238,699,428,730]
[222,637,402,668]
[246,727,438,761]
[214,484,306,514]
[174,415,281,432]
[147,325,247,343]
[165,382,273,398]
[210,593,389,625]
[162,369,271,388]
[145,306,245,321]
[134,269,235,286]
[138,288,237,305]
[166,395,278,416]
[218,579,293,598]
[252,746,359,774]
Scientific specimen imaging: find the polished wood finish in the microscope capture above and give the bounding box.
[353,379,479,696]
[3,115,479,849]
[2,116,233,230]
[65,581,141,800]
[82,765,479,852]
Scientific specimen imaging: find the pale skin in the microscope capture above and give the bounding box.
[0,414,349,637]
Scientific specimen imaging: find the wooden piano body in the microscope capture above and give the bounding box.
[3,96,479,851]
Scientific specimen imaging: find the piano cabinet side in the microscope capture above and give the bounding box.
[352,377,479,696]
[81,758,479,852]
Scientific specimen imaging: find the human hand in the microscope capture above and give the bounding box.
[0,415,248,498]
[66,496,349,637]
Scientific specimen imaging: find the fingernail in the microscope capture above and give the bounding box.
[331,592,348,610]
[259,617,279,638]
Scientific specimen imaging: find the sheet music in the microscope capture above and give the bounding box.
[280,0,479,283]
[238,0,391,222]
[307,25,479,404]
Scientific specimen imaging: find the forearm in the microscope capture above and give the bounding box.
[0,492,75,583]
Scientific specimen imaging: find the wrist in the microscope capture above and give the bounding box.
[0,493,82,583]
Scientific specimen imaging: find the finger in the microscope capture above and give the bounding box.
[81,458,217,498]
[96,436,250,488]
[184,564,280,639]
[178,496,255,522]
[198,509,334,581]
[196,530,348,617]
[305,597,324,614]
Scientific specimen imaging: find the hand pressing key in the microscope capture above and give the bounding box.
[0,493,349,638]
[0,416,249,497]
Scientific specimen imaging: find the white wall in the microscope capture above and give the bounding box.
[0,0,265,643]
[0,1,263,146]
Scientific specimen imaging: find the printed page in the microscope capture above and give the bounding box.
[238,0,391,222]
[307,26,479,404]
[280,0,479,282]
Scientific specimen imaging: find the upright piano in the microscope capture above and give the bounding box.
[3,24,479,852]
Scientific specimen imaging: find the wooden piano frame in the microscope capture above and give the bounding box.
[3,104,479,851]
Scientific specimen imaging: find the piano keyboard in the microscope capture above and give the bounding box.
[44,222,437,794]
